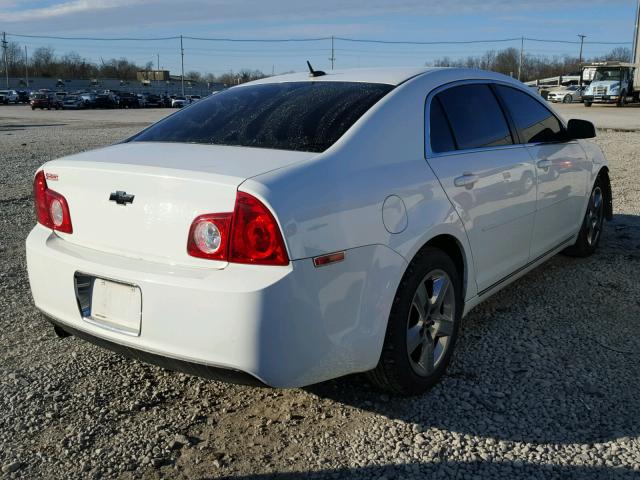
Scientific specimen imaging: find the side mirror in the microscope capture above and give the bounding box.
[567,118,596,140]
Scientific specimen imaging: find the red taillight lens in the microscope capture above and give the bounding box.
[186,192,289,266]
[187,213,232,260]
[229,192,289,266]
[33,171,73,234]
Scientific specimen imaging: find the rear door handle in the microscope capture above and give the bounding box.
[537,159,552,170]
[454,173,479,188]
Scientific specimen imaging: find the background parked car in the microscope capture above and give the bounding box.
[17,90,30,103]
[0,90,19,104]
[143,93,162,107]
[186,95,201,104]
[30,93,63,110]
[63,95,85,110]
[117,92,140,108]
[547,85,585,103]
[171,96,187,108]
[160,95,173,108]
[93,94,117,109]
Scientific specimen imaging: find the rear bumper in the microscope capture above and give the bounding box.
[27,225,405,387]
[44,314,266,386]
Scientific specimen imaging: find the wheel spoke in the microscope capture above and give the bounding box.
[412,281,430,320]
[418,337,435,375]
[430,275,450,312]
[406,324,423,353]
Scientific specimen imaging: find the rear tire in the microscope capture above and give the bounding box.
[584,101,592,107]
[368,247,462,396]
[563,177,605,257]
[563,95,573,104]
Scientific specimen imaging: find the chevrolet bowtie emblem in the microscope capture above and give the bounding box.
[109,191,135,205]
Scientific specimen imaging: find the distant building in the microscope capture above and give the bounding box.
[136,70,170,82]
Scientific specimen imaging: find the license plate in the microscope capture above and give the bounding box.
[88,278,142,336]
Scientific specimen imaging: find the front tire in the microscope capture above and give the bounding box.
[368,247,462,396]
[584,101,592,107]
[564,177,605,257]
[617,91,627,107]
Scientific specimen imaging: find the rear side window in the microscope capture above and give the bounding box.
[131,82,393,153]
[433,84,513,151]
[494,85,565,143]
[429,98,456,153]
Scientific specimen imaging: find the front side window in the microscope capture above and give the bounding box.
[495,85,565,144]
[131,81,393,153]
[432,84,513,152]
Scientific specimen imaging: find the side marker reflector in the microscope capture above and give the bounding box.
[313,251,345,268]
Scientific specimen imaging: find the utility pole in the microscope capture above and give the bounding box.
[518,36,524,81]
[24,45,28,88]
[180,35,185,97]
[329,36,335,70]
[633,0,640,64]
[157,53,160,71]
[578,34,586,64]
[2,32,8,89]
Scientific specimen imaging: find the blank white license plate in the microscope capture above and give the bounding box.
[88,278,142,336]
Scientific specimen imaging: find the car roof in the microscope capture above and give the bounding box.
[246,67,438,86]
[244,67,523,88]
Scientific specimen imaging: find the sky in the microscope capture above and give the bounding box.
[1,0,638,76]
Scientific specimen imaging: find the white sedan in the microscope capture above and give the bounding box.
[27,67,611,395]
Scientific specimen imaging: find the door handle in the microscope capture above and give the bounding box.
[454,173,479,189]
[537,159,552,170]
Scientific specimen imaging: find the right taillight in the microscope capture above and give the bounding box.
[33,171,73,234]
[187,191,289,266]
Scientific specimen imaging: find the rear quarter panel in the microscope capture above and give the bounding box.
[242,70,489,302]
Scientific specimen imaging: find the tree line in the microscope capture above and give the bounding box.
[1,41,267,86]
[427,47,632,81]
[1,39,633,85]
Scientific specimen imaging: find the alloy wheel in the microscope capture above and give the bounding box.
[586,186,604,246]
[406,270,455,377]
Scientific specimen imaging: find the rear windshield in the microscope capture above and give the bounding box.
[130,81,393,152]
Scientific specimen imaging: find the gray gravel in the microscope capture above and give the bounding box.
[1,106,640,479]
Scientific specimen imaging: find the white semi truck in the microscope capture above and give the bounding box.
[581,2,640,107]
[581,62,639,107]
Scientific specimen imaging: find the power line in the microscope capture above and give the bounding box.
[335,37,522,45]
[184,36,330,42]
[6,32,633,45]
[6,33,180,41]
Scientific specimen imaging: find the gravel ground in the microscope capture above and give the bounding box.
[1,107,640,479]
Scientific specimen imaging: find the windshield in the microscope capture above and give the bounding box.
[593,69,621,82]
[131,81,393,153]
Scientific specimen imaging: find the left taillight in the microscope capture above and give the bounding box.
[33,170,73,234]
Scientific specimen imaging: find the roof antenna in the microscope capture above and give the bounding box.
[306,60,326,77]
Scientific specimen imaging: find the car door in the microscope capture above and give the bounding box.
[494,85,589,259]
[426,82,537,294]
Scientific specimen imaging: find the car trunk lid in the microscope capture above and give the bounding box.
[41,142,314,268]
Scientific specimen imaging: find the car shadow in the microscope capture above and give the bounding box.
[217,461,639,480]
[305,213,640,446]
